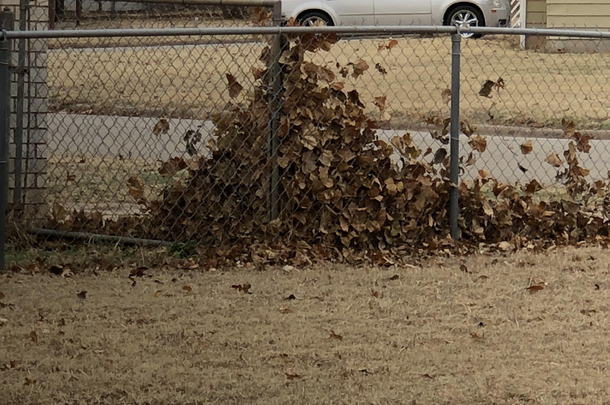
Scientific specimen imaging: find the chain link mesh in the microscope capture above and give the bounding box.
[9,26,610,257]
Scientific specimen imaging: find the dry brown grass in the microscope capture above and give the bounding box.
[3,246,610,404]
[48,35,610,130]
[46,154,181,218]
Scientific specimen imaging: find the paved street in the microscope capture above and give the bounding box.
[47,113,610,185]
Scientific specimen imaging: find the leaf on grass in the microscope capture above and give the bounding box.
[232,283,252,294]
[77,291,87,300]
[422,373,435,379]
[520,140,533,155]
[389,275,399,281]
[286,373,301,380]
[371,290,380,298]
[285,294,296,300]
[154,290,163,298]
[130,267,147,278]
[329,330,343,340]
[281,306,293,313]
[24,377,36,386]
[226,74,243,98]
[66,173,76,182]
[182,285,193,292]
[526,285,544,293]
[470,332,484,339]
[29,331,38,343]
[153,118,170,136]
[460,264,469,273]
[545,152,563,167]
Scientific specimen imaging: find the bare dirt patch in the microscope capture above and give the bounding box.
[48,35,610,130]
[2,247,610,404]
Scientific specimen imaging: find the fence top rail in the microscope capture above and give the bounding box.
[2,25,610,40]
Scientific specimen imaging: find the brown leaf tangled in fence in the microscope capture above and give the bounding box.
[46,34,610,266]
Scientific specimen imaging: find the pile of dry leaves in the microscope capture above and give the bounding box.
[46,33,610,265]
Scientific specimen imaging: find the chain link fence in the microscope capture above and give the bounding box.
[3,24,610,266]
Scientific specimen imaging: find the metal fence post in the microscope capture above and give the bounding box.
[0,8,14,271]
[13,0,28,213]
[267,1,282,221]
[449,33,461,240]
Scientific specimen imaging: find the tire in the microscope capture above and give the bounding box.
[297,11,334,27]
[445,5,485,39]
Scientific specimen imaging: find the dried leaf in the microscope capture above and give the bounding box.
[374,96,387,111]
[153,118,170,136]
[479,80,495,98]
[29,331,38,343]
[77,291,87,300]
[349,59,369,78]
[374,63,387,75]
[520,140,533,155]
[545,152,563,167]
[226,74,243,98]
[331,81,345,91]
[468,135,487,153]
[478,169,489,179]
[182,285,192,292]
[232,283,252,294]
[526,285,544,293]
[441,89,451,104]
[378,39,398,50]
[286,373,301,380]
[127,176,145,200]
[329,330,343,340]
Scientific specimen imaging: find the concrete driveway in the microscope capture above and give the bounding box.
[46,113,610,185]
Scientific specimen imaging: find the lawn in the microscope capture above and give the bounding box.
[48,35,610,130]
[2,246,610,404]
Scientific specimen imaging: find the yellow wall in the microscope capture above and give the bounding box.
[526,0,547,27]
[547,0,610,29]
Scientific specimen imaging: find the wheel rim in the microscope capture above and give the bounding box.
[301,16,328,26]
[450,10,479,38]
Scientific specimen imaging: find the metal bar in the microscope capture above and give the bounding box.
[49,0,56,29]
[12,0,28,214]
[449,33,461,240]
[267,6,282,221]
[75,0,82,25]
[4,25,610,40]
[30,228,174,246]
[0,8,13,272]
